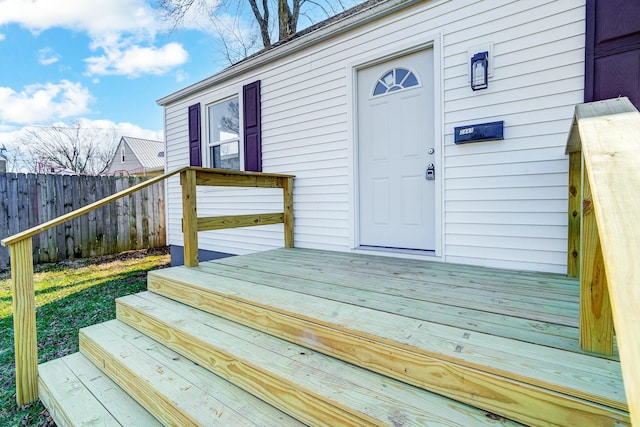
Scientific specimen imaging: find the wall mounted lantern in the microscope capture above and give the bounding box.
[470,51,489,91]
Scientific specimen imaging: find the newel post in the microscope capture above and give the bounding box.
[566,151,581,278]
[181,169,199,267]
[283,176,294,248]
[579,165,614,355]
[10,238,39,405]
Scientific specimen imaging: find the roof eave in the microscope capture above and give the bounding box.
[156,0,421,106]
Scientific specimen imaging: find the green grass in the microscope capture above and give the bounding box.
[0,248,170,426]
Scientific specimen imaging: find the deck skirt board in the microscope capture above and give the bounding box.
[79,320,305,426]
[116,291,526,427]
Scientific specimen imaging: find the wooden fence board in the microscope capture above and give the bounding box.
[0,173,165,269]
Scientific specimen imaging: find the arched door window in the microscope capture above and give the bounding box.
[372,68,420,96]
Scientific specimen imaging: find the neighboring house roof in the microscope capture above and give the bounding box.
[119,136,165,171]
[156,0,419,106]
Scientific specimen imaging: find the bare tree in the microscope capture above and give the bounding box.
[1,145,35,173]
[157,0,357,63]
[19,122,118,175]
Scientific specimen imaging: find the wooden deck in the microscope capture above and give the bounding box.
[38,248,629,426]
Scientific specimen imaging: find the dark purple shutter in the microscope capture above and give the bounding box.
[243,80,262,172]
[188,103,202,167]
[585,0,640,109]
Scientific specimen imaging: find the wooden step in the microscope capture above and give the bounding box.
[38,352,161,427]
[116,291,525,427]
[146,266,630,427]
[78,320,306,426]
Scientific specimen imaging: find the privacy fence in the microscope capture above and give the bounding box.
[0,173,165,269]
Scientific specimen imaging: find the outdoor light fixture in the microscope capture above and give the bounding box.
[470,51,489,91]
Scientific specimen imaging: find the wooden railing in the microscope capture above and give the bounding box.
[1,166,294,406]
[565,97,639,425]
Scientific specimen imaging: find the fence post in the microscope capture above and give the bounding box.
[579,165,614,355]
[283,176,294,248]
[10,238,38,405]
[181,169,198,267]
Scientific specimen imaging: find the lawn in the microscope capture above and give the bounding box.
[0,247,170,426]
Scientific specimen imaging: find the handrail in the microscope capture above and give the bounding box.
[566,97,640,425]
[1,167,187,248]
[3,166,295,406]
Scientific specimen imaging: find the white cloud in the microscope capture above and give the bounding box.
[0,33,6,41]
[0,0,162,37]
[38,47,60,65]
[0,0,191,77]
[0,80,93,124]
[86,40,189,77]
[175,70,188,83]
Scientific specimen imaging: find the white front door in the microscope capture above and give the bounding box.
[357,49,435,251]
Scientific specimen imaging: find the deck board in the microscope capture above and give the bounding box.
[196,261,582,352]
[213,250,579,326]
[148,265,625,410]
[38,353,161,427]
[118,292,526,427]
[146,246,630,427]
[80,320,305,426]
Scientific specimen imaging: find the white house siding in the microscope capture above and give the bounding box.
[163,0,585,273]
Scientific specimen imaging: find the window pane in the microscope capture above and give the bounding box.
[208,97,239,144]
[403,72,419,88]
[211,141,240,170]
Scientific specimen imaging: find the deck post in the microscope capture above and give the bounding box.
[10,238,39,405]
[283,176,294,248]
[567,151,581,277]
[181,169,199,267]
[579,165,613,355]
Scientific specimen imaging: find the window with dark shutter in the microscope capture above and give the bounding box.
[243,80,261,172]
[188,103,202,167]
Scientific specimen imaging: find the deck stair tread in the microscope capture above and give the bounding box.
[38,352,161,427]
[115,291,524,427]
[147,265,630,427]
[79,320,306,426]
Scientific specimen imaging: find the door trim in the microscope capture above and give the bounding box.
[346,31,444,258]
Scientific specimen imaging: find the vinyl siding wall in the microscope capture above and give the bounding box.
[163,0,585,273]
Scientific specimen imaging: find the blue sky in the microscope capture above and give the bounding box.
[0,0,360,171]
[1,0,358,168]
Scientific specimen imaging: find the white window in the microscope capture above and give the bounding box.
[207,96,240,170]
[121,147,125,163]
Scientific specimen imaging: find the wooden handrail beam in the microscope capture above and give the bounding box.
[198,213,285,231]
[566,97,640,425]
[1,167,188,247]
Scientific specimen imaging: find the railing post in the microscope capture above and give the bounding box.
[567,151,581,277]
[579,165,614,355]
[283,176,294,248]
[181,169,199,267]
[10,238,38,405]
